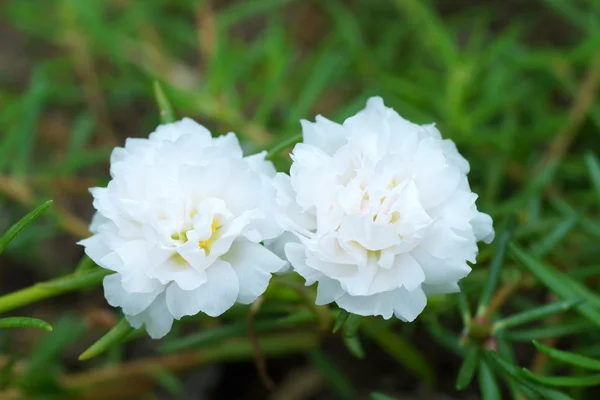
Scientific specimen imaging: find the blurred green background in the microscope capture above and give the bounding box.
[1,0,600,399]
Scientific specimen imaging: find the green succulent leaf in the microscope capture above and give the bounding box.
[493,299,583,331]
[342,335,365,359]
[478,358,501,400]
[79,318,134,361]
[160,310,314,353]
[508,243,600,328]
[343,313,361,338]
[0,268,112,314]
[152,368,185,396]
[307,349,356,400]
[363,319,435,384]
[0,200,52,256]
[333,309,351,334]
[371,393,399,400]
[532,340,600,371]
[486,352,574,400]
[522,368,600,387]
[456,347,480,390]
[585,152,600,202]
[502,320,593,342]
[153,81,175,124]
[0,317,52,331]
[476,215,515,316]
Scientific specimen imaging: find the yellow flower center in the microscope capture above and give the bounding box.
[198,219,219,254]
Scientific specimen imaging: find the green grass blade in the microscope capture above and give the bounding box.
[508,243,600,327]
[585,152,600,202]
[0,317,52,332]
[342,335,364,359]
[0,200,52,256]
[569,264,600,280]
[9,66,48,176]
[371,393,399,400]
[522,368,600,387]
[284,50,345,129]
[67,113,95,157]
[161,322,244,353]
[0,268,111,314]
[160,310,314,353]
[307,349,356,400]
[493,299,583,331]
[266,133,302,160]
[457,288,471,324]
[343,314,361,338]
[502,320,593,342]
[478,358,501,400]
[476,215,515,316]
[486,352,574,400]
[532,340,600,371]
[393,0,457,66]
[218,0,293,29]
[531,212,580,257]
[24,316,87,377]
[333,309,350,334]
[362,319,435,384]
[152,368,185,396]
[456,347,480,390]
[79,318,134,361]
[153,81,175,124]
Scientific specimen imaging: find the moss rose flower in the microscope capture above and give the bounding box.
[277,97,494,321]
[79,118,286,338]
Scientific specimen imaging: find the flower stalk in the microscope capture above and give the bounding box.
[0,268,110,314]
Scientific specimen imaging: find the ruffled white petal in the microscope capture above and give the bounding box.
[223,240,286,304]
[79,118,284,338]
[126,293,173,339]
[281,96,494,322]
[103,274,162,315]
[166,260,240,319]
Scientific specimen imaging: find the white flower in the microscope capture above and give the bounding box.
[276,97,494,321]
[79,118,286,338]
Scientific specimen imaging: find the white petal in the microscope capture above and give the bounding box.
[245,151,277,177]
[213,132,243,158]
[165,260,240,319]
[368,263,400,294]
[264,231,298,263]
[338,215,400,251]
[392,286,427,322]
[149,117,212,143]
[410,246,471,285]
[115,240,160,293]
[79,234,117,271]
[335,291,395,319]
[472,212,495,244]
[223,240,286,304]
[315,278,345,305]
[393,253,425,292]
[440,138,470,173]
[103,274,162,315]
[126,292,173,339]
[148,252,208,291]
[285,242,323,285]
[300,116,347,156]
[421,281,460,296]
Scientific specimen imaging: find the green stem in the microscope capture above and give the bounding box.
[153,81,175,124]
[266,133,302,160]
[79,318,134,360]
[63,332,319,390]
[0,268,110,314]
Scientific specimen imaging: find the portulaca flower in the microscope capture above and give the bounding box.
[276,97,494,321]
[79,118,286,338]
